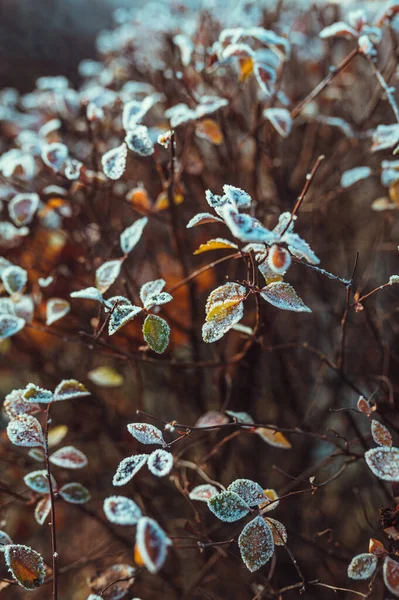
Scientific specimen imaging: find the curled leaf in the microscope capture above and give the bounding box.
[53,379,90,402]
[23,383,53,404]
[194,238,238,255]
[34,495,51,525]
[264,108,292,138]
[187,212,224,228]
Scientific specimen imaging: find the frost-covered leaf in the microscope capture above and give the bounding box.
[319,22,357,39]
[255,427,292,449]
[125,126,154,156]
[24,470,57,494]
[357,396,371,416]
[7,415,44,448]
[49,445,88,469]
[341,167,372,189]
[64,158,83,180]
[254,61,276,96]
[135,517,172,574]
[222,204,275,243]
[34,495,51,525]
[147,449,173,477]
[103,495,142,525]
[127,422,164,446]
[189,484,219,501]
[113,454,148,486]
[165,103,196,128]
[14,295,34,323]
[88,366,124,387]
[89,564,135,600]
[390,275,399,284]
[225,410,255,425]
[202,282,246,343]
[38,276,53,288]
[259,489,280,513]
[371,420,392,447]
[70,287,105,304]
[108,302,142,336]
[194,238,238,255]
[195,119,223,145]
[46,298,70,326]
[41,142,69,172]
[267,244,291,274]
[48,425,68,447]
[1,265,27,295]
[238,515,275,572]
[187,212,224,228]
[4,544,45,590]
[142,314,170,354]
[348,553,378,580]
[260,282,311,313]
[264,108,292,138]
[96,260,122,294]
[140,279,166,307]
[372,124,399,152]
[0,530,12,550]
[223,185,252,209]
[120,217,148,255]
[265,517,287,546]
[142,292,172,311]
[207,490,250,522]
[0,314,25,339]
[283,232,319,265]
[365,447,399,481]
[0,222,29,246]
[102,143,127,180]
[383,556,399,596]
[122,100,146,130]
[9,193,39,226]
[23,383,53,404]
[174,33,194,66]
[228,479,266,506]
[53,379,90,402]
[3,389,40,419]
[59,482,91,504]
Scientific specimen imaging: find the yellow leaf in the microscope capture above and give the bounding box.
[255,427,292,449]
[194,238,238,255]
[239,57,254,81]
[48,425,68,448]
[195,119,224,145]
[88,366,124,387]
[153,191,184,212]
[134,543,145,567]
[126,186,151,210]
[206,298,243,323]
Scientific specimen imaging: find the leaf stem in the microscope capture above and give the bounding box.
[44,403,58,600]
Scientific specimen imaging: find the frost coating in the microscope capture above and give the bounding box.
[207,490,250,522]
[96,260,122,294]
[264,108,292,138]
[348,553,378,580]
[1,265,27,295]
[265,518,287,546]
[120,217,148,254]
[5,544,45,590]
[23,382,53,404]
[383,556,399,596]
[35,495,51,525]
[53,379,90,402]
[70,287,105,304]
[103,495,142,525]
[49,445,88,469]
[222,184,252,209]
[46,298,70,326]
[365,447,399,481]
[142,314,170,354]
[371,420,392,447]
[41,142,69,172]
[135,517,172,573]
[108,303,142,336]
[189,484,219,501]
[227,479,266,506]
[186,212,224,228]
[140,279,166,307]
[59,482,91,504]
[238,516,275,572]
[260,282,311,313]
[0,314,26,339]
[113,454,148,486]
[202,282,245,343]
[125,125,154,156]
[3,389,40,418]
[101,143,128,180]
[24,470,57,494]
[147,449,173,477]
[9,193,39,226]
[341,166,372,189]
[127,422,164,446]
[7,415,44,448]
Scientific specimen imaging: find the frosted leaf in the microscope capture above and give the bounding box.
[71,287,106,304]
[371,420,392,447]
[157,130,174,148]
[125,126,154,156]
[147,449,173,477]
[371,197,396,212]
[64,158,83,180]
[0,297,15,315]
[49,445,88,469]
[24,470,57,494]
[89,564,136,600]
[194,238,238,255]
[383,556,399,596]
[102,143,128,180]
[228,479,266,506]
[28,448,45,462]
[14,295,34,323]
[0,314,25,339]
[142,292,172,311]
[87,596,102,600]
[104,296,132,312]
[23,383,53,404]
[3,389,40,418]
[5,544,45,590]
[1,265,27,295]
[259,489,280,513]
[319,22,357,39]
[390,275,399,284]
[46,298,70,326]
[174,33,194,66]
[205,189,227,210]
[189,484,219,501]
[38,276,53,288]
[254,62,276,96]
[9,193,39,226]
[222,185,252,209]
[264,108,292,138]
[120,216,148,254]
[357,396,371,415]
[187,212,223,228]
[268,245,291,274]
[103,495,142,525]
[113,455,148,486]
[53,379,90,402]
[226,410,255,425]
[238,516,274,572]
[140,279,166,306]
[372,124,399,152]
[135,517,172,574]
[7,415,44,448]
[127,422,164,446]
[195,411,229,427]
[265,517,287,546]
[48,425,68,447]
[283,232,320,265]
[0,257,13,275]
[273,212,295,236]
[231,323,253,336]
[0,530,12,550]
[122,100,145,130]
[348,553,378,580]
[255,427,292,449]
[365,447,399,481]
[88,366,124,387]
[165,103,196,128]
[142,314,170,354]
[41,142,69,172]
[207,490,250,522]
[202,282,246,343]
[222,204,276,243]
[0,222,29,247]
[59,482,91,504]
[341,167,372,189]
[34,495,51,526]
[195,95,228,119]
[96,260,122,294]
[108,303,142,336]
[260,282,311,313]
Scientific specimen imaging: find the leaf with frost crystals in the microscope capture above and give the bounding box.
[50,445,88,469]
[0,314,25,339]
[34,495,51,525]
[46,298,70,326]
[195,95,228,119]
[259,489,280,513]
[5,544,45,590]
[101,143,127,180]
[222,185,252,209]
[96,260,122,294]
[142,314,170,354]
[264,108,292,138]
[143,293,172,311]
[14,295,34,323]
[0,222,29,247]
[194,238,238,255]
[348,553,378,580]
[70,286,106,304]
[7,415,44,448]
[3,389,40,419]
[341,166,372,189]
[383,556,399,596]
[260,282,311,313]
[23,382,53,404]
[189,484,219,501]
[0,530,12,550]
[59,482,91,504]
[135,517,172,574]
[390,275,399,284]
[64,158,83,180]
[1,265,27,295]
[282,232,319,264]
[265,518,288,546]
[222,204,276,243]
[0,297,15,316]
[371,420,392,447]
[113,454,148,486]
[140,279,166,307]
[54,379,90,402]
[120,216,148,254]
[127,422,164,446]
[319,22,357,39]
[165,103,196,128]
[38,276,53,288]
[207,490,250,522]
[228,479,266,506]
[187,212,223,228]
[365,447,399,481]
[202,282,246,343]
[108,303,142,336]
[372,124,399,152]
[9,193,39,226]
[24,470,56,494]
[122,100,145,130]
[125,125,154,156]
[147,449,173,477]
[226,410,255,424]
[89,564,136,599]
[238,516,275,572]
[88,366,124,387]
[174,33,194,66]
[254,62,276,96]
[41,142,69,172]
[104,495,142,525]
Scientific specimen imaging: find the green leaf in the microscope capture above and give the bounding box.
[142,315,170,354]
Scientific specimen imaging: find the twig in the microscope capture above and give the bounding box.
[44,404,58,600]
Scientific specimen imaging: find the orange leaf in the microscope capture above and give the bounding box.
[239,57,254,81]
[194,238,238,255]
[255,427,292,449]
[5,545,45,590]
[195,119,224,145]
[153,191,184,212]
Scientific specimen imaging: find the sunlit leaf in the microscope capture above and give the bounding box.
[255,427,292,449]
[187,212,224,228]
[7,415,44,448]
[238,516,275,572]
[41,142,69,172]
[227,479,266,506]
[49,445,88,469]
[101,143,128,180]
[46,298,70,326]
[103,495,142,525]
[142,314,170,354]
[264,517,287,546]
[120,217,148,255]
[135,517,172,573]
[53,379,90,402]
[23,382,53,404]
[260,282,311,313]
[189,484,219,501]
[348,553,378,580]
[1,265,27,295]
[147,449,173,477]
[194,238,238,255]
[125,125,154,156]
[264,108,292,138]
[48,425,68,447]
[23,470,57,494]
[96,260,122,294]
[9,193,39,226]
[267,244,291,274]
[207,490,250,522]
[195,119,223,145]
[0,314,25,339]
[365,447,399,481]
[4,544,45,590]
[88,366,124,387]
[371,420,392,447]
[70,287,105,304]
[3,389,40,419]
[59,482,91,504]
[34,495,51,525]
[127,422,164,445]
[384,556,399,596]
[202,282,246,343]
[89,564,136,600]
[113,454,148,486]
